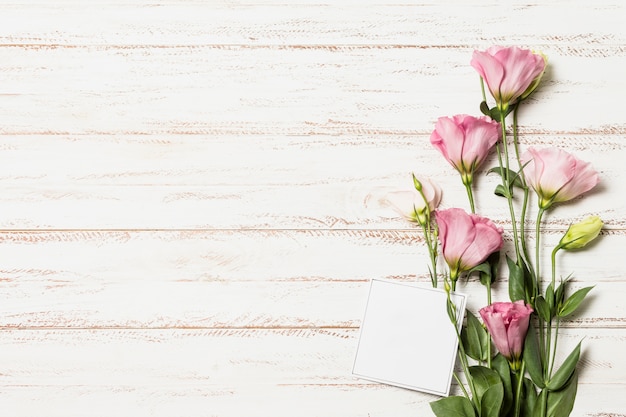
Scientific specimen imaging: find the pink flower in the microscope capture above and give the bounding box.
[522,147,600,209]
[430,114,501,184]
[479,301,534,369]
[385,177,443,225]
[435,208,503,279]
[471,46,546,109]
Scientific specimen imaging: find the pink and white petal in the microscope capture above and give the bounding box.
[470,50,504,100]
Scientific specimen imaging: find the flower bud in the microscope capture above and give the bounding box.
[384,177,443,226]
[412,173,423,191]
[558,216,603,250]
[479,301,533,367]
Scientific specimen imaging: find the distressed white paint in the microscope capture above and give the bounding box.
[0,2,624,416]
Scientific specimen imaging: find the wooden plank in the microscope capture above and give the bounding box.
[0,230,621,328]
[0,383,623,417]
[0,328,623,417]
[0,2,624,49]
[1,47,625,136]
[0,1,623,416]
[0,133,620,229]
[0,278,622,329]
[0,328,622,385]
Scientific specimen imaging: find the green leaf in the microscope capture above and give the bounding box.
[521,377,538,417]
[535,296,551,322]
[523,322,545,389]
[462,310,489,362]
[547,371,578,417]
[467,261,492,277]
[507,256,526,303]
[447,297,459,325]
[430,396,476,417]
[480,384,504,417]
[558,286,594,317]
[469,366,502,402]
[480,101,491,117]
[479,252,500,286]
[533,389,548,417]
[546,343,580,391]
[491,354,513,416]
[494,184,511,198]
[487,166,524,189]
[489,106,503,121]
[546,283,555,315]
[555,280,567,312]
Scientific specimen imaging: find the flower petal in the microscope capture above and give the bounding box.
[470,50,504,101]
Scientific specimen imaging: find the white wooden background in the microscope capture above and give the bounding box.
[1,1,625,415]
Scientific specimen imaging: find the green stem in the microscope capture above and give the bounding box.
[480,76,487,103]
[446,294,478,412]
[421,220,438,288]
[486,280,492,368]
[535,208,546,289]
[549,317,561,378]
[514,360,526,417]
[512,106,537,296]
[415,182,439,288]
[547,246,560,378]
[536,207,548,378]
[455,325,479,412]
[550,246,559,294]
[453,372,471,400]
[498,115,522,259]
[464,181,476,213]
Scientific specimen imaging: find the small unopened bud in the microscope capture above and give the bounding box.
[558,216,603,250]
[412,173,423,191]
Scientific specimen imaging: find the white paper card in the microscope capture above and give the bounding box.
[352,279,467,397]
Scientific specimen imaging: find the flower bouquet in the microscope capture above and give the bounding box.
[386,46,602,417]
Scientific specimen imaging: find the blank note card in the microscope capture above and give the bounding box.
[352,279,467,397]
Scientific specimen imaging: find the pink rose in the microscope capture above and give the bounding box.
[470,46,546,109]
[522,147,599,209]
[385,177,443,225]
[479,301,534,369]
[430,114,501,184]
[435,208,503,280]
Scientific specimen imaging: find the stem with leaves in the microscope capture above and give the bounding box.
[445,287,479,413]
[420,220,439,288]
[498,113,523,260]
[511,107,536,283]
[413,174,439,287]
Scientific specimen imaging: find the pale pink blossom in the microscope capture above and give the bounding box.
[385,177,442,224]
[522,147,599,209]
[435,208,503,278]
[471,46,546,109]
[430,114,501,183]
[479,301,534,368]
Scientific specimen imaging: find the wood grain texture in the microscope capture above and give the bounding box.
[0,329,624,416]
[1,46,625,135]
[0,1,624,416]
[0,134,621,229]
[0,230,622,329]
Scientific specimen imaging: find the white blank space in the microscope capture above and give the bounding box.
[352,279,466,397]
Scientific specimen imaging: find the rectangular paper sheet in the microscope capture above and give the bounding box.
[352,279,467,397]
